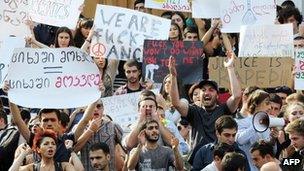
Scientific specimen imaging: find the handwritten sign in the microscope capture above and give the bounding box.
[192,0,220,18]
[238,24,294,57]
[102,89,159,131]
[28,0,84,29]
[143,40,203,84]
[7,47,100,108]
[295,48,304,90]
[0,1,30,42]
[145,0,191,12]
[90,5,171,62]
[220,0,276,33]
[209,57,293,88]
[0,37,25,87]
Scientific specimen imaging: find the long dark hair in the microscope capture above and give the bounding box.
[54,27,74,48]
[160,74,184,101]
[169,22,183,41]
[74,19,93,48]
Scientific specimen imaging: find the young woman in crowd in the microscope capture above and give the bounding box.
[187,83,201,106]
[9,130,84,171]
[171,12,186,36]
[160,74,187,124]
[74,18,93,48]
[169,22,183,41]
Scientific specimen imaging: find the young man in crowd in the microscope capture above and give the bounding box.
[284,119,304,171]
[89,142,111,171]
[169,49,242,164]
[127,119,184,170]
[221,152,246,171]
[114,59,146,95]
[250,141,281,169]
[192,115,249,171]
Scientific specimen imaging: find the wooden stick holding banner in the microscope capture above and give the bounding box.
[90,5,171,62]
[7,47,100,108]
[209,57,293,88]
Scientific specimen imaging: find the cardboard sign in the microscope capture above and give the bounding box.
[238,24,294,57]
[143,40,203,84]
[28,0,84,29]
[102,89,159,131]
[0,1,30,42]
[208,57,293,88]
[145,0,191,12]
[220,0,276,33]
[7,47,100,108]
[0,37,25,87]
[90,5,171,62]
[192,0,220,18]
[295,48,304,90]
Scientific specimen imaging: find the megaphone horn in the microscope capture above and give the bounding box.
[252,112,285,133]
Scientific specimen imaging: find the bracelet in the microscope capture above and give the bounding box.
[87,128,95,133]
[86,39,92,43]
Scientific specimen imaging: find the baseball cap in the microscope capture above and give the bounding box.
[198,79,219,92]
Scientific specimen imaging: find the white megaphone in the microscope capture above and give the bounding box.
[252,112,286,133]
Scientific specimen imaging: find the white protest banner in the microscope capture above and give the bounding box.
[102,89,159,131]
[295,48,304,90]
[220,0,276,33]
[90,5,171,62]
[28,0,84,29]
[145,0,191,12]
[238,24,294,57]
[7,47,100,108]
[192,0,220,18]
[0,1,30,43]
[0,37,25,87]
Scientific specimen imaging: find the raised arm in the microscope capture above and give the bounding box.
[171,137,184,170]
[9,102,31,142]
[168,56,189,117]
[9,144,32,171]
[73,116,102,152]
[73,101,97,140]
[127,131,145,170]
[225,52,242,113]
[81,26,94,53]
[201,19,220,46]
[65,140,85,171]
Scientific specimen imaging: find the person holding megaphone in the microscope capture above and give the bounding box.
[235,89,284,171]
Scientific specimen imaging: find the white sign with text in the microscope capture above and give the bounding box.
[238,24,294,57]
[192,0,220,18]
[220,0,276,33]
[28,0,84,29]
[90,5,171,62]
[145,0,191,12]
[0,1,30,43]
[7,47,100,108]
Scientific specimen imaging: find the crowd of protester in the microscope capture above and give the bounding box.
[1,0,304,170]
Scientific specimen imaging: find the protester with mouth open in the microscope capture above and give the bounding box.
[8,130,84,171]
[168,49,242,165]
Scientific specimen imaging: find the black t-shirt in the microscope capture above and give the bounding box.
[186,103,232,149]
[29,132,75,162]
